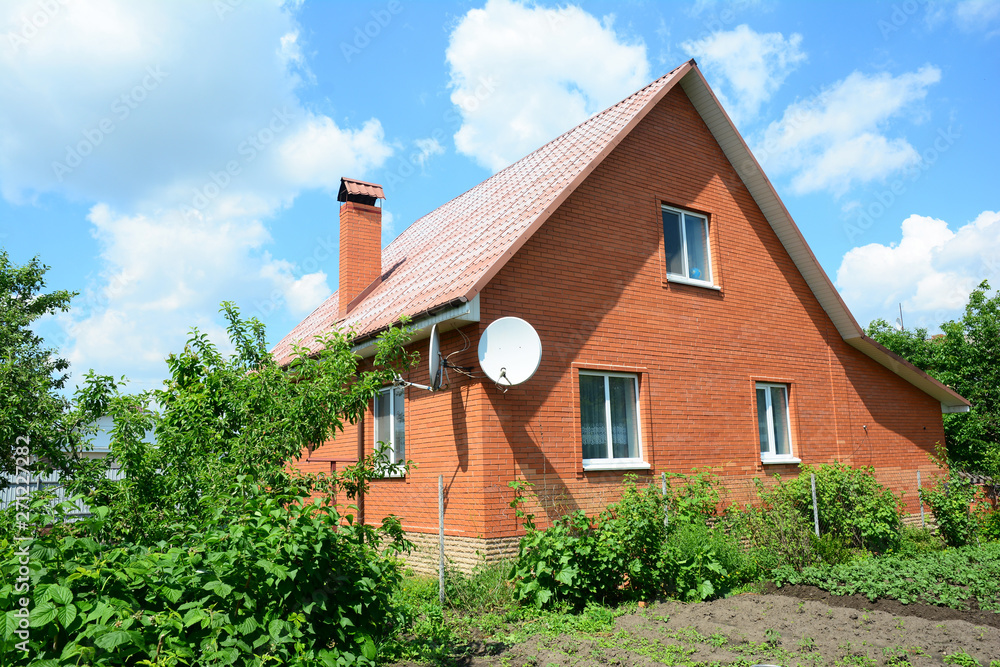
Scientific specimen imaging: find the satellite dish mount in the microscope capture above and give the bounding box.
[397,324,471,392]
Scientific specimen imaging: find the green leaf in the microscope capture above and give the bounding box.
[182,608,207,628]
[205,580,234,598]
[160,585,183,604]
[268,618,288,641]
[360,635,377,661]
[235,616,259,635]
[60,641,86,661]
[48,584,73,606]
[56,603,78,628]
[555,566,576,586]
[94,629,134,651]
[29,602,56,627]
[3,611,23,639]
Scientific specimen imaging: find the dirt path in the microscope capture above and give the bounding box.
[458,588,1000,666]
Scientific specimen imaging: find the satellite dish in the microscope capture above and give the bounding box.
[398,323,472,393]
[428,324,442,391]
[478,317,542,386]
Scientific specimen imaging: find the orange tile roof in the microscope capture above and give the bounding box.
[272,62,692,365]
[269,60,968,412]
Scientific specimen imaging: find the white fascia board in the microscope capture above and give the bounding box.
[351,294,480,358]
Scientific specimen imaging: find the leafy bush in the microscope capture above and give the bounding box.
[1,481,410,666]
[664,522,747,601]
[921,471,989,547]
[791,462,903,553]
[663,469,721,524]
[980,507,1000,542]
[725,476,820,574]
[896,525,946,557]
[0,305,419,665]
[510,474,747,608]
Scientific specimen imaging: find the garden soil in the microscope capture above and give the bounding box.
[423,586,1000,666]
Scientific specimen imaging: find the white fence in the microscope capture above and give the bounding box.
[1,467,126,518]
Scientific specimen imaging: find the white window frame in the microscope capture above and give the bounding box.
[662,204,716,288]
[374,386,405,477]
[755,382,799,464]
[580,371,649,471]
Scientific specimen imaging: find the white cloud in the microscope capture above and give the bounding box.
[956,0,1000,24]
[755,66,941,196]
[836,211,1000,330]
[446,0,650,172]
[277,115,392,191]
[0,0,392,208]
[259,258,330,316]
[927,0,1000,32]
[413,137,444,168]
[0,0,393,386]
[682,24,805,126]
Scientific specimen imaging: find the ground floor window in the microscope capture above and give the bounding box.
[756,382,795,462]
[374,385,405,474]
[580,371,645,469]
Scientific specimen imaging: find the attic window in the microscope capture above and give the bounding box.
[662,205,713,287]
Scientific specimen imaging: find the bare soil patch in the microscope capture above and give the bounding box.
[434,588,1000,666]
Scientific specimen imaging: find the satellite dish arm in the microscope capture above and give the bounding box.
[394,375,434,392]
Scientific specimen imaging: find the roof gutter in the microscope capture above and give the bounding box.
[350,294,480,358]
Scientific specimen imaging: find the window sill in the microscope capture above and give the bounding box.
[665,275,720,290]
[761,456,801,465]
[582,459,651,471]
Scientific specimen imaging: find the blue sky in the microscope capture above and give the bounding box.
[1,0,998,391]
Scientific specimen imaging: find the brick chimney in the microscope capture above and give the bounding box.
[337,177,385,317]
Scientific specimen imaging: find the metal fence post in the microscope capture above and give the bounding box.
[917,470,925,529]
[661,471,669,528]
[811,473,820,537]
[438,475,445,605]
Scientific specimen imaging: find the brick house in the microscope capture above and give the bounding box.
[273,60,968,568]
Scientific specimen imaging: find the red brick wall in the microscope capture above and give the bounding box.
[294,326,498,540]
[295,84,945,543]
[338,201,382,316]
[472,84,944,535]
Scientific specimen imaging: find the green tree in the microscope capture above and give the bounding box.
[867,280,1000,476]
[66,302,416,542]
[0,251,77,488]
